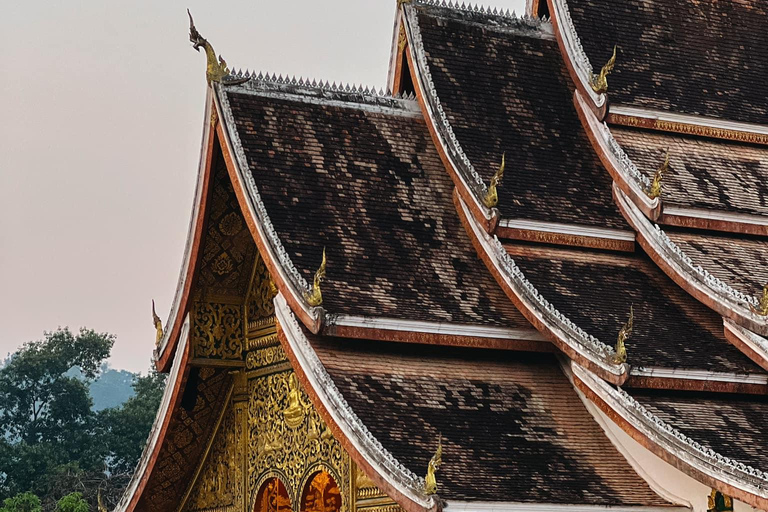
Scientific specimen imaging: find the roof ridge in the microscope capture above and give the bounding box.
[412,0,550,24]
[222,70,417,102]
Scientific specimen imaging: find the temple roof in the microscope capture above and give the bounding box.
[220,82,529,329]
[411,3,627,229]
[563,0,768,124]
[308,332,668,505]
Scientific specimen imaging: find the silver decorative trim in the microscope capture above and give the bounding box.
[275,294,434,509]
[549,0,605,109]
[457,194,627,379]
[629,366,768,386]
[498,218,636,242]
[574,363,768,494]
[611,105,768,138]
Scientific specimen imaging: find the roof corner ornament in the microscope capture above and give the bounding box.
[188,9,229,85]
[707,489,733,512]
[750,283,768,316]
[152,300,164,346]
[612,305,633,364]
[482,153,506,208]
[398,0,412,5]
[647,149,669,199]
[424,436,442,495]
[589,45,616,95]
[305,248,327,307]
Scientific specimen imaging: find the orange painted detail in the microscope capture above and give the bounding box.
[256,478,293,512]
[301,472,342,512]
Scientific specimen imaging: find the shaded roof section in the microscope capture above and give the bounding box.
[222,84,527,328]
[630,389,768,474]
[612,127,768,216]
[665,230,768,300]
[506,243,764,373]
[565,0,768,124]
[413,3,626,228]
[310,334,668,505]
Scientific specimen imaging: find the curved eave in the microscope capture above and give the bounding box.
[547,0,607,119]
[572,362,768,510]
[453,189,629,385]
[274,294,439,512]
[155,91,217,372]
[212,84,324,334]
[613,184,768,339]
[401,3,499,234]
[115,317,192,512]
[723,319,768,373]
[574,91,661,220]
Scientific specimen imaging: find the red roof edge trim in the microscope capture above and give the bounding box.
[115,316,193,512]
[213,84,324,335]
[402,3,500,234]
[275,294,439,512]
[572,362,768,510]
[723,320,768,373]
[154,90,217,372]
[453,189,629,385]
[614,184,768,338]
[547,0,607,120]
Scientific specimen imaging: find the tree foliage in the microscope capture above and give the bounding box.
[53,493,88,512]
[0,492,42,512]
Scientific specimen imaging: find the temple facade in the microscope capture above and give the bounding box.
[116,1,768,512]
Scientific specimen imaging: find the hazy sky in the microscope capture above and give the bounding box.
[1,0,527,373]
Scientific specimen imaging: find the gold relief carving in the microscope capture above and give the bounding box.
[355,465,383,500]
[193,301,244,360]
[608,113,768,145]
[247,253,278,331]
[248,369,351,512]
[213,253,235,276]
[246,344,287,370]
[397,24,407,53]
[219,212,243,236]
[504,229,633,252]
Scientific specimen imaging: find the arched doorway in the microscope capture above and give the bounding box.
[300,471,341,512]
[255,477,292,512]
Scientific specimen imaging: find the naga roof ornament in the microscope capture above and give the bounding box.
[423,436,442,495]
[482,153,506,208]
[612,305,633,364]
[151,300,164,345]
[188,10,247,86]
[305,248,327,307]
[589,45,616,95]
[707,489,734,512]
[647,149,669,200]
[751,284,768,316]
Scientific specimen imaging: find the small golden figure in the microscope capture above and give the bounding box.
[612,305,633,364]
[152,300,164,346]
[751,283,768,316]
[424,436,442,495]
[305,248,327,307]
[647,150,669,199]
[482,153,506,208]
[589,45,617,95]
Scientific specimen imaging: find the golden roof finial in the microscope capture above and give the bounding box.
[482,153,506,208]
[305,248,327,307]
[751,283,768,316]
[188,10,229,85]
[647,150,669,199]
[152,300,164,346]
[612,305,633,364]
[589,45,617,94]
[424,435,442,495]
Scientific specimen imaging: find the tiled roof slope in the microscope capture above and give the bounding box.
[506,243,763,373]
[311,334,669,505]
[224,86,527,327]
[612,127,768,216]
[630,389,768,474]
[415,4,626,228]
[565,0,768,124]
[665,230,768,300]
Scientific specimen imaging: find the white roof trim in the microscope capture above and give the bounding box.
[630,367,768,386]
[446,501,688,512]
[115,316,191,512]
[499,218,636,242]
[457,194,628,381]
[723,319,768,367]
[663,206,768,228]
[329,314,547,341]
[275,293,435,511]
[610,105,768,139]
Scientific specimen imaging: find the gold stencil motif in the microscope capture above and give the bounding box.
[192,301,243,359]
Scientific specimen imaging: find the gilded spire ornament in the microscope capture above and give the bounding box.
[152,300,164,346]
[707,489,733,512]
[482,153,506,208]
[424,436,442,495]
[751,283,768,316]
[612,305,633,364]
[188,10,230,85]
[589,45,617,95]
[305,248,327,307]
[647,150,669,199]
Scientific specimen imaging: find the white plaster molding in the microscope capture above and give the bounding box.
[498,218,636,242]
[610,106,768,139]
[275,294,435,510]
[629,367,768,386]
[723,319,768,365]
[115,317,191,512]
[457,194,628,381]
[663,206,768,228]
[328,314,547,341]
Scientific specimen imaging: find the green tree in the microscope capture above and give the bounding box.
[0,492,42,512]
[54,493,88,512]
